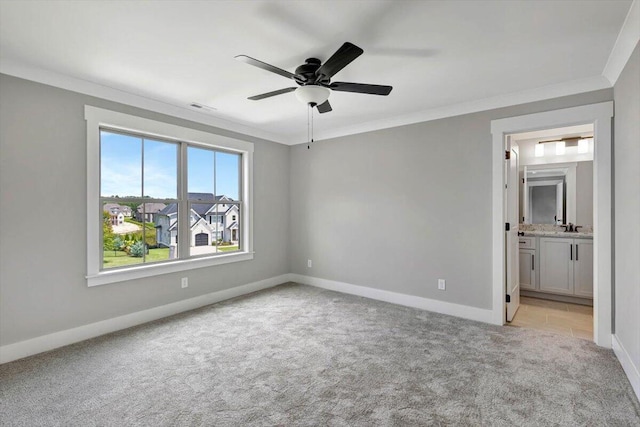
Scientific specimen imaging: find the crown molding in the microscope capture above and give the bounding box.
[288,75,612,145]
[0,59,284,145]
[1,59,613,147]
[603,0,640,85]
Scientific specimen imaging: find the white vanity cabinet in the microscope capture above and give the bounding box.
[518,237,536,291]
[518,235,593,299]
[539,237,574,295]
[538,237,593,298]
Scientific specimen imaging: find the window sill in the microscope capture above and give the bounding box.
[87,251,254,287]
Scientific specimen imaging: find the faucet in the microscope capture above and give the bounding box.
[563,223,583,232]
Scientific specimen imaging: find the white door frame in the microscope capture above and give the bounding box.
[491,101,613,347]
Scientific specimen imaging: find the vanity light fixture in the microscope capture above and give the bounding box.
[578,138,591,153]
[536,135,593,157]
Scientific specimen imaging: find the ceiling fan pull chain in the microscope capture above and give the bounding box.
[307,104,311,149]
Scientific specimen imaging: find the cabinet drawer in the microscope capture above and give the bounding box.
[518,237,536,249]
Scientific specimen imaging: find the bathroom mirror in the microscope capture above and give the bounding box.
[520,163,576,225]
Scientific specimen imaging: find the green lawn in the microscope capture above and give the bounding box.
[103,245,238,268]
[103,248,170,268]
[124,218,155,230]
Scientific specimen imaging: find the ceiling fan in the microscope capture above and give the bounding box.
[235,42,392,113]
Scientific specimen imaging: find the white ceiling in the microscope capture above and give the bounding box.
[0,1,634,145]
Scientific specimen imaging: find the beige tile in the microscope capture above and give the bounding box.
[522,298,569,311]
[513,298,595,340]
[572,328,594,341]
[511,317,539,328]
[567,304,593,315]
[513,310,547,324]
[547,313,593,331]
[546,310,593,323]
[525,304,567,316]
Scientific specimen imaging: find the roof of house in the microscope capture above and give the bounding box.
[159,194,233,216]
[137,203,167,214]
[189,193,216,202]
[160,203,212,216]
[103,204,132,216]
[103,203,124,212]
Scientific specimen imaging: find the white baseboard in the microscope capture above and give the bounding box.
[0,274,289,364]
[612,334,640,402]
[290,274,494,324]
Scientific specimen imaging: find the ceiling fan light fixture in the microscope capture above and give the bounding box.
[295,85,330,106]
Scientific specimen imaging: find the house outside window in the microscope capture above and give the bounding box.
[86,106,253,286]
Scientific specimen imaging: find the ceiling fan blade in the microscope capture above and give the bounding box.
[248,87,297,101]
[235,55,304,81]
[329,82,392,95]
[316,100,332,113]
[315,42,363,82]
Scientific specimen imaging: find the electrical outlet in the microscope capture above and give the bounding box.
[438,279,446,290]
[307,259,312,268]
[181,277,188,288]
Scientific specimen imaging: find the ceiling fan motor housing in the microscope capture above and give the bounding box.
[295,58,329,85]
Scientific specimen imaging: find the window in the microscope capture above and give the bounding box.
[100,131,177,269]
[86,106,253,286]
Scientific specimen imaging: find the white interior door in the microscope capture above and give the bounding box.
[505,140,520,322]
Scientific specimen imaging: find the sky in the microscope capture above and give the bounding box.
[100,131,240,200]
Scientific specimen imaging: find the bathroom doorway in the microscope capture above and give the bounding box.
[507,124,595,340]
[491,102,613,347]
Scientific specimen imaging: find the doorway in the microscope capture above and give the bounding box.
[491,102,613,348]
[506,124,595,339]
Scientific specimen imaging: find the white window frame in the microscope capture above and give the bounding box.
[85,106,254,287]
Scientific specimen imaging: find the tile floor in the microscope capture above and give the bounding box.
[508,296,594,340]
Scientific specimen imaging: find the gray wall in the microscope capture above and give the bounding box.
[614,43,640,377]
[0,70,619,348]
[290,89,612,310]
[0,74,290,346]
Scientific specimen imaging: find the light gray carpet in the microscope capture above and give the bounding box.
[1,283,638,426]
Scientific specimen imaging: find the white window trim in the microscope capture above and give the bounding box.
[85,105,254,287]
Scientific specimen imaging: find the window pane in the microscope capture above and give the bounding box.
[143,139,177,199]
[153,202,179,261]
[216,151,240,201]
[219,206,240,253]
[190,203,218,256]
[102,200,176,269]
[102,201,143,269]
[188,146,214,199]
[100,131,141,198]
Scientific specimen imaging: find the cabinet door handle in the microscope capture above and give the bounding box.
[570,244,573,261]
[576,244,579,261]
[532,254,535,270]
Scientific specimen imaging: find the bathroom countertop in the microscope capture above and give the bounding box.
[521,230,593,238]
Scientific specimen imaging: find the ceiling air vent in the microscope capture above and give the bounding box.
[189,102,217,112]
